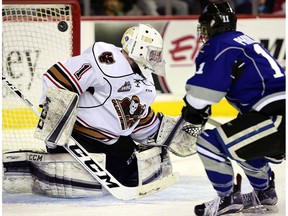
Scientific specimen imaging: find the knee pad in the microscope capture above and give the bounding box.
[135,147,173,185]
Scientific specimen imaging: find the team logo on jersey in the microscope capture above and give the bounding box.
[117,81,131,92]
[98,52,115,64]
[134,79,143,87]
[112,96,146,130]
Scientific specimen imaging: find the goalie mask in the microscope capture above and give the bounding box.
[198,1,237,43]
[121,23,166,77]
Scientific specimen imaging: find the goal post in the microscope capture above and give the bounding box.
[2,0,81,153]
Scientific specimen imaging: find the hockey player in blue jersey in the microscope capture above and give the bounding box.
[180,1,285,215]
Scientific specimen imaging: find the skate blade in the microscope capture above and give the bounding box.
[242,204,278,215]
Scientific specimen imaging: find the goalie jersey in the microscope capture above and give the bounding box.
[39,42,160,145]
[185,31,285,114]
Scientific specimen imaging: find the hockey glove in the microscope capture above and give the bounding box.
[181,97,211,126]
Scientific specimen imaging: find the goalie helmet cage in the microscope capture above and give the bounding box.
[2,0,81,153]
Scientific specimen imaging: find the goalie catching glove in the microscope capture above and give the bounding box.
[147,113,203,157]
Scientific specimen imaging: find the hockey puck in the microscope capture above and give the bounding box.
[58,21,68,32]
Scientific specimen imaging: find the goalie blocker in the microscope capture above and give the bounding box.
[34,87,79,148]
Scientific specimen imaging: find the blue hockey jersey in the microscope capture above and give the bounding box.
[185,31,285,114]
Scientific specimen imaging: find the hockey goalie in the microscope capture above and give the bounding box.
[3,23,202,199]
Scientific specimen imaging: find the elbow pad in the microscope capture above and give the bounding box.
[181,97,211,126]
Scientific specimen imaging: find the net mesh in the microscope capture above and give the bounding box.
[2,3,77,153]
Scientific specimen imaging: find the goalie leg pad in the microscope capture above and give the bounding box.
[3,151,107,198]
[34,87,79,147]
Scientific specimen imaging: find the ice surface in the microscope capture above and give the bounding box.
[2,118,286,216]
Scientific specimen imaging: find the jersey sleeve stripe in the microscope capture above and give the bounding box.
[133,108,157,133]
[138,107,155,125]
[133,115,158,133]
[186,84,225,103]
[46,64,80,94]
[57,62,83,94]
[43,73,66,89]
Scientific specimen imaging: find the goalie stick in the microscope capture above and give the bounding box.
[2,75,179,200]
[162,115,186,147]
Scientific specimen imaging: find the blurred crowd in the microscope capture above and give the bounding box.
[79,0,286,16]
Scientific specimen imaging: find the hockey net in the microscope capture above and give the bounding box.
[2,0,81,153]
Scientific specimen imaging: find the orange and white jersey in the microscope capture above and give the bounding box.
[40,42,160,144]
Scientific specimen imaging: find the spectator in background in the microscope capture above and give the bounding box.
[79,0,95,15]
[182,0,209,15]
[259,0,274,13]
[80,0,125,16]
[125,0,159,15]
[126,0,189,15]
[103,0,124,16]
[258,0,286,14]
[121,0,135,13]
[156,0,189,15]
[189,0,253,15]
[273,0,285,14]
[233,0,252,14]
[81,0,285,16]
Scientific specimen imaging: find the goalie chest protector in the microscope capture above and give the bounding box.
[41,42,157,141]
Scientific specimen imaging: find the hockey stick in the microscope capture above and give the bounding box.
[2,75,179,200]
[207,118,221,127]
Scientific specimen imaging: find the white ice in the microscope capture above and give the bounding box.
[2,117,286,216]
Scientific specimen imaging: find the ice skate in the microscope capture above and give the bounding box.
[242,171,278,214]
[194,174,244,216]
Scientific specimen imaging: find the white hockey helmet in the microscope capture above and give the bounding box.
[121,23,166,77]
